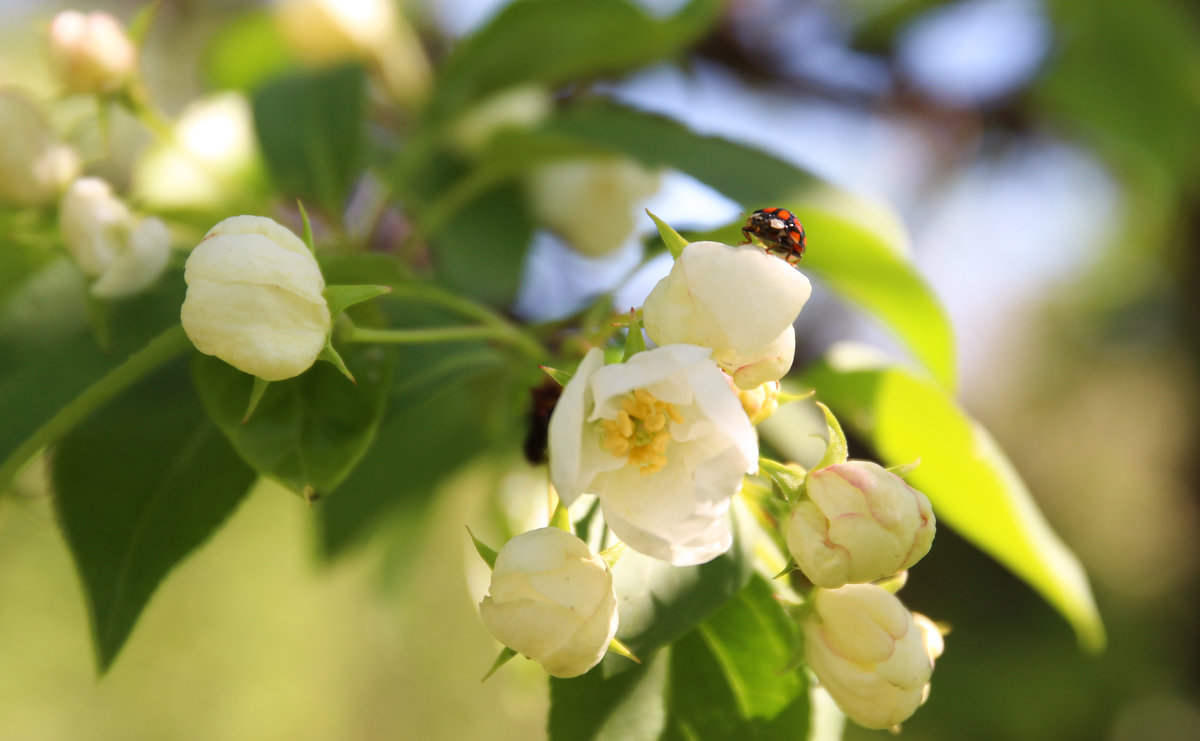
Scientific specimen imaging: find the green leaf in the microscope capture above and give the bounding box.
[192,342,394,499]
[549,578,809,741]
[428,183,533,308]
[252,64,366,216]
[203,9,296,92]
[550,648,672,741]
[793,348,1105,651]
[0,262,185,489]
[468,527,499,569]
[646,209,688,259]
[622,310,646,361]
[427,0,721,121]
[50,358,256,672]
[609,508,754,661]
[541,104,957,389]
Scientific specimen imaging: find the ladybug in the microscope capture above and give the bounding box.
[742,207,806,265]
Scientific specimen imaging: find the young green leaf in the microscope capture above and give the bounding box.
[468,527,499,569]
[51,358,256,673]
[793,348,1105,651]
[324,284,393,320]
[811,401,848,470]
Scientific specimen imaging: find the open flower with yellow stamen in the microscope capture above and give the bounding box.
[548,345,758,566]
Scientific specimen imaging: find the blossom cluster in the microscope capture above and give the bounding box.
[472,227,945,731]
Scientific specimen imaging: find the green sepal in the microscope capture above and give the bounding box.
[811,402,848,470]
[759,457,808,506]
[777,388,815,406]
[241,376,270,423]
[599,542,626,569]
[324,284,392,319]
[646,209,688,259]
[467,526,499,569]
[875,570,909,594]
[550,500,571,532]
[297,199,316,254]
[608,636,641,665]
[540,365,572,387]
[622,309,646,361]
[771,558,798,581]
[318,340,356,383]
[127,1,162,47]
[887,459,921,478]
[481,647,518,682]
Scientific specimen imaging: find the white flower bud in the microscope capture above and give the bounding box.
[133,93,263,212]
[548,345,758,566]
[804,584,939,730]
[46,11,137,95]
[479,527,619,678]
[181,215,331,381]
[642,241,811,389]
[786,461,935,588]
[0,88,80,206]
[60,177,170,298]
[526,157,661,257]
[451,85,552,155]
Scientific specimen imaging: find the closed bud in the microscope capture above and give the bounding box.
[526,157,661,257]
[47,11,137,95]
[0,88,80,206]
[181,215,331,381]
[804,584,939,730]
[642,241,811,389]
[60,177,169,298]
[730,378,781,425]
[787,461,934,588]
[479,527,619,678]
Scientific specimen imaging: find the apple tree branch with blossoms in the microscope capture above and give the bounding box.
[0,1,1104,738]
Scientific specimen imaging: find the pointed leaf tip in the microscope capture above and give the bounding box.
[482,647,518,682]
[467,526,499,569]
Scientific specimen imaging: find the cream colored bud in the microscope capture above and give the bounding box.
[47,11,137,95]
[0,88,80,206]
[479,527,619,678]
[526,157,661,257]
[181,215,331,381]
[451,86,552,155]
[643,241,811,389]
[804,584,939,730]
[787,461,935,588]
[60,177,170,298]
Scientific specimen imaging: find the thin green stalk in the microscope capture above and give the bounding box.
[345,324,543,361]
[0,325,192,492]
[381,283,548,361]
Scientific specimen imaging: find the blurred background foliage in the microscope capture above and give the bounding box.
[2,0,1199,739]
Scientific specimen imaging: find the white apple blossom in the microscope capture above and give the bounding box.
[804,584,940,730]
[181,215,330,381]
[0,89,79,206]
[548,345,758,565]
[479,527,618,678]
[642,240,811,389]
[787,460,935,588]
[59,177,170,298]
[46,11,137,95]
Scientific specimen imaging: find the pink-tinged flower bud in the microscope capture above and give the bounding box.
[642,241,811,389]
[479,527,619,678]
[60,177,169,298]
[804,584,941,730]
[0,88,79,206]
[181,215,331,381]
[787,461,934,588]
[47,11,137,95]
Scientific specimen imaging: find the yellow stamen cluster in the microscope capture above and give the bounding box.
[599,388,684,475]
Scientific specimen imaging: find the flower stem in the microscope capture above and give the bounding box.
[0,324,191,491]
[345,323,545,362]
[378,283,548,362]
